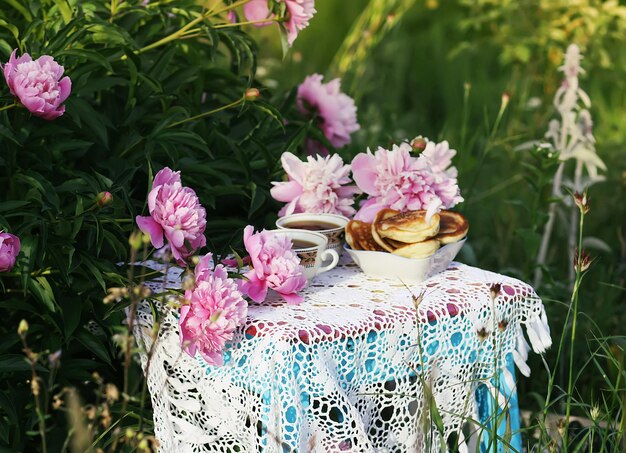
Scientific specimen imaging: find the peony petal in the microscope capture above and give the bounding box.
[351,153,378,195]
[353,199,386,223]
[281,152,306,184]
[135,215,164,248]
[279,291,304,305]
[153,167,180,188]
[270,180,303,202]
[243,0,274,26]
[243,277,268,303]
[168,228,185,248]
[201,350,224,366]
[21,96,46,114]
[195,253,214,282]
[58,76,72,103]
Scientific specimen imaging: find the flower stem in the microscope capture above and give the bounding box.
[563,203,585,448]
[168,96,245,128]
[128,0,252,57]
[213,18,280,29]
[0,103,18,113]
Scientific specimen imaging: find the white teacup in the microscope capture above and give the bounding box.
[275,213,349,251]
[270,229,339,282]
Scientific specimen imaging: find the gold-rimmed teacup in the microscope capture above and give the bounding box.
[270,229,339,283]
[275,213,349,251]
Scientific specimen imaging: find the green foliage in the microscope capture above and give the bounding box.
[0,0,310,450]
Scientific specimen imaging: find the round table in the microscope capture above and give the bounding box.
[133,257,551,452]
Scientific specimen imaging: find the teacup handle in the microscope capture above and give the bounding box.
[316,249,339,274]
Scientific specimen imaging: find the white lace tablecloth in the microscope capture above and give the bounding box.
[133,258,551,452]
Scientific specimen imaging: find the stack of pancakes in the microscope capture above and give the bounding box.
[346,209,468,259]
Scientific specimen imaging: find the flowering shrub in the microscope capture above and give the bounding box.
[179,254,248,366]
[270,151,359,216]
[240,225,307,304]
[0,0,328,450]
[351,137,463,222]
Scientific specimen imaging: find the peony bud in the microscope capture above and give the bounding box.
[410,137,428,152]
[18,319,29,336]
[96,191,113,207]
[244,88,260,101]
[128,231,144,250]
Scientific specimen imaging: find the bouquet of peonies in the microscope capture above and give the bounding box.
[351,137,464,222]
[271,137,464,223]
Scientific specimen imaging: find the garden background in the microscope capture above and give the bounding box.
[0,0,624,451]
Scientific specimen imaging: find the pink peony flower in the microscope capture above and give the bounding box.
[351,138,463,222]
[136,168,206,265]
[297,74,359,148]
[243,0,274,26]
[179,254,248,366]
[240,226,307,304]
[2,50,71,120]
[0,232,20,272]
[271,151,359,217]
[282,0,316,46]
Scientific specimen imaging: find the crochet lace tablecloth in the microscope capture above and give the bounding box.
[133,258,551,453]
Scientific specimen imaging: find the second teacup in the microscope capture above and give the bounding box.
[270,229,339,282]
[275,213,349,251]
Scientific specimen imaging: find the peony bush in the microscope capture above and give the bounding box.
[0,0,345,450]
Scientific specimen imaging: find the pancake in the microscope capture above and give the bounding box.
[372,209,401,252]
[435,210,469,244]
[346,220,385,252]
[377,210,440,243]
[391,238,440,259]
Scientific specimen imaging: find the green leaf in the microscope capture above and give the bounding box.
[81,255,106,291]
[0,354,46,373]
[59,296,81,339]
[0,200,30,213]
[74,329,112,367]
[18,236,38,291]
[27,277,57,313]
[56,48,113,71]
[2,0,32,21]
[0,391,18,426]
[0,18,19,40]
[16,173,60,211]
[66,97,111,147]
[71,197,84,239]
[52,0,72,24]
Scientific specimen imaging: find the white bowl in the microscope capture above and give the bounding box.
[344,238,466,282]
